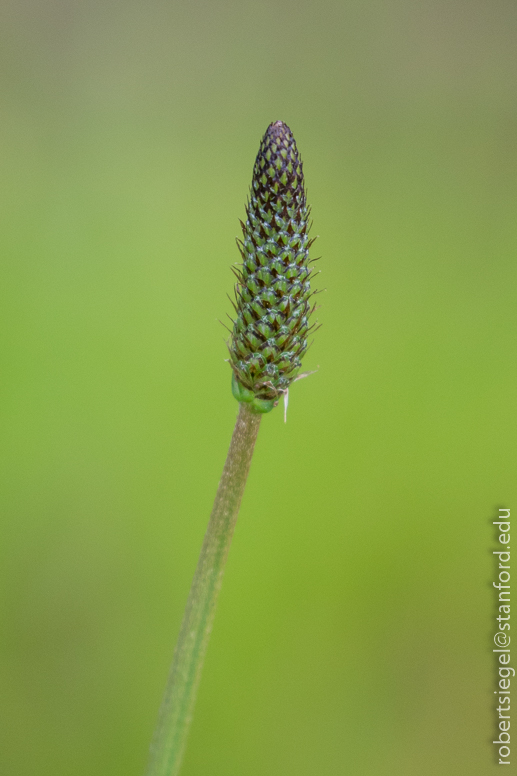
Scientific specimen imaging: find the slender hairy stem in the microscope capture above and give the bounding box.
[145,402,262,776]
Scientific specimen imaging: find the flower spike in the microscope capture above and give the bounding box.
[228,121,317,413]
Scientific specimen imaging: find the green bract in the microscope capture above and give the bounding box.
[228,121,317,411]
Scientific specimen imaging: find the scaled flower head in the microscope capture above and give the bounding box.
[229,121,318,413]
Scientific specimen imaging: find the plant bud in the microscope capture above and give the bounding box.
[229,121,318,413]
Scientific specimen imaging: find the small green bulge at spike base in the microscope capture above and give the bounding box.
[228,121,317,413]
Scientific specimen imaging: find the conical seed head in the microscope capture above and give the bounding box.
[229,121,317,408]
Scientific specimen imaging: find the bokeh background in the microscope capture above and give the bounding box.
[1,1,516,774]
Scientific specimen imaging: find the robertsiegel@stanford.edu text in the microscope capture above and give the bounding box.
[493,508,512,765]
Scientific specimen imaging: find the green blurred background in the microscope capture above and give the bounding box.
[1,1,516,774]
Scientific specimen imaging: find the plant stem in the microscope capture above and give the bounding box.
[144,402,262,776]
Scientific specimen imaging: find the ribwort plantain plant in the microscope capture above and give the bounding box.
[145,121,319,776]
